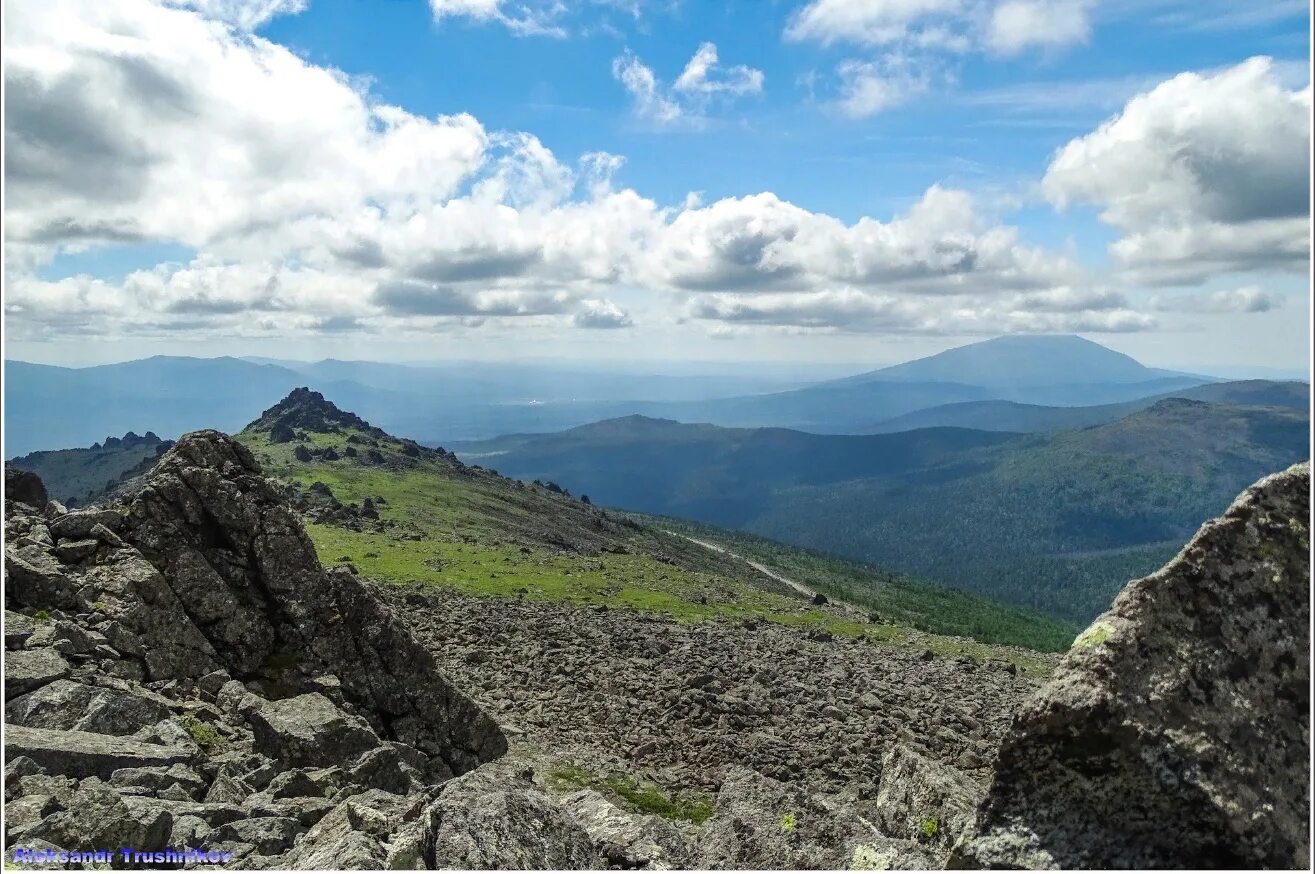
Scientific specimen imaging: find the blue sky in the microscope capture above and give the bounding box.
[3,0,1311,371]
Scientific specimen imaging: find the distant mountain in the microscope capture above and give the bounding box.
[458,399,1310,622]
[866,379,1310,434]
[460,416,1018,526]
[6,430,171,505]
[1,336,1227,456]
[2,356,813,457]
[843,334,1200,388]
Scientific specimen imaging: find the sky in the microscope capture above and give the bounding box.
[2,0,1311,372]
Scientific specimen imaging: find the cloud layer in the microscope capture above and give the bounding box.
[2,2,1305,349]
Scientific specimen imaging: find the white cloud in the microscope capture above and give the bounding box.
[651,186,1080,295]
[4,0,1165,344]
[574,299,635,328]
[785,0,971,49]
[785,0,1097,118]
[684,289,1155,334]
[613,44,763,127]
[168,0,309,30]
[673,43,765,96]
[612,52,687,126]
[427,0,662,37]
[986,1,1093,56]
[831,56,930,117]
[1044,57,1311,284]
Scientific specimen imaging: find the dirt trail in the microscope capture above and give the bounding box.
[671,532,868,617]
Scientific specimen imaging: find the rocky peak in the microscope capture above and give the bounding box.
[248,387,383,440]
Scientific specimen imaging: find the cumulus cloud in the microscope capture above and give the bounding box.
[4,0,1169,344]
[786,0,1095,116]
[613,44,763,127]
[574,299,635,328]
[684,289,1155,334]
[651,186,1080,295]
[1044,57,1311,284]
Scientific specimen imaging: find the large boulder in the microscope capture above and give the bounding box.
[697,767,936,870]
[114,431,505,775]
[248,693,381,768]
[954,462,1311,869]
[874,744,980,851]
[7,679,174,735]
[423,764,602,869]
[3,724,194,779]
[3,648,70,700]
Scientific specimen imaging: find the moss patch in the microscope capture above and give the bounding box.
[548,765,713,825]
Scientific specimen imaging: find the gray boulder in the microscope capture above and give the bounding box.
[4,648,70,700]
[7,679,173,735]
[6,466,48,508]
[874,744,980,850]
[203,816,305,856]
[281,788,422,869]
[248,693,381,768]
[3,545,81,610]
[697,767,936,870]
[111,763,208,798]
[955,462,1311,869]
[8,783,172,853]
[4,723,194,779]
[5,610,36,649]
[423,764,602,869]
[561,788,691,869]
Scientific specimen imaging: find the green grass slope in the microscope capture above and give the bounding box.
[232,388,1069,660]
[457,398,1309,624]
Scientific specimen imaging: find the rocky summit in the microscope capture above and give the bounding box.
[3,429,1310,869]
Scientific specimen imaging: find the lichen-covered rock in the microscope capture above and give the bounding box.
[560,788,691,869]
[248,693,381,769]
[3,648,70,700]
[874,744,980,851]
[954,462,1311,870]
[281,788,422,869]
[8,783,172,852]
[3,724,195,779]
[8,679,173,735]
[5,609,37,649]
[696,767,935,870]
[423,764,602,869]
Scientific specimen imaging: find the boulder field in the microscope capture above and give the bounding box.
[2,435,1308,869]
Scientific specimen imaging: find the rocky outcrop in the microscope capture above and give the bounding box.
[5,464,48,508]
[89,430,503,774]
[954,461,1311,869]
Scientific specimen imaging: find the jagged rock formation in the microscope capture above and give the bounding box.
[249,387,387,439]
[953,461,1311,869]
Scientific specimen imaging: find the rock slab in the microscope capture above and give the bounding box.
[954,462,1311,869]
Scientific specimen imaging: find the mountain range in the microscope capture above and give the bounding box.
[4,335,1257,457]
[457,398,1310,622]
